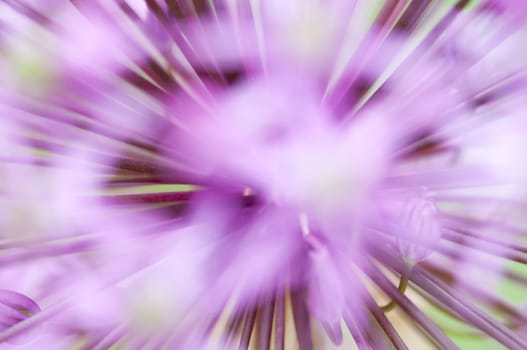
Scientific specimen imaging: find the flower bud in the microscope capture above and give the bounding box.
[0,290,41,345]
[397,195,442,264]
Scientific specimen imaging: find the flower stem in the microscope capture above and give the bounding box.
[381,273,410,312]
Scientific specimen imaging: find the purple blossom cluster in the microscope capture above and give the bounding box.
[1,0,527,349]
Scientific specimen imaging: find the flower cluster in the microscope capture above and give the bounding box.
[1,0,527,349]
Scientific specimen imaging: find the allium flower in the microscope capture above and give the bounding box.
[2,0,527,349]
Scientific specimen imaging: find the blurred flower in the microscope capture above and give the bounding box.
[1,0,527,349]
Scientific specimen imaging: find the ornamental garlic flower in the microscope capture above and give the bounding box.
[2,0,527,349]
[395,191,442,265]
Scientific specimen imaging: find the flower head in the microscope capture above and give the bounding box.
[1,0,527,349]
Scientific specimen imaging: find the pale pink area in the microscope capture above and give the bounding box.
[306,238,346,344]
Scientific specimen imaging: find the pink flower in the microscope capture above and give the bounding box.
[395,192,442,264]
[2,1,527,349]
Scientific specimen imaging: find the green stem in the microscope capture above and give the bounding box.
[381,273,410,313]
